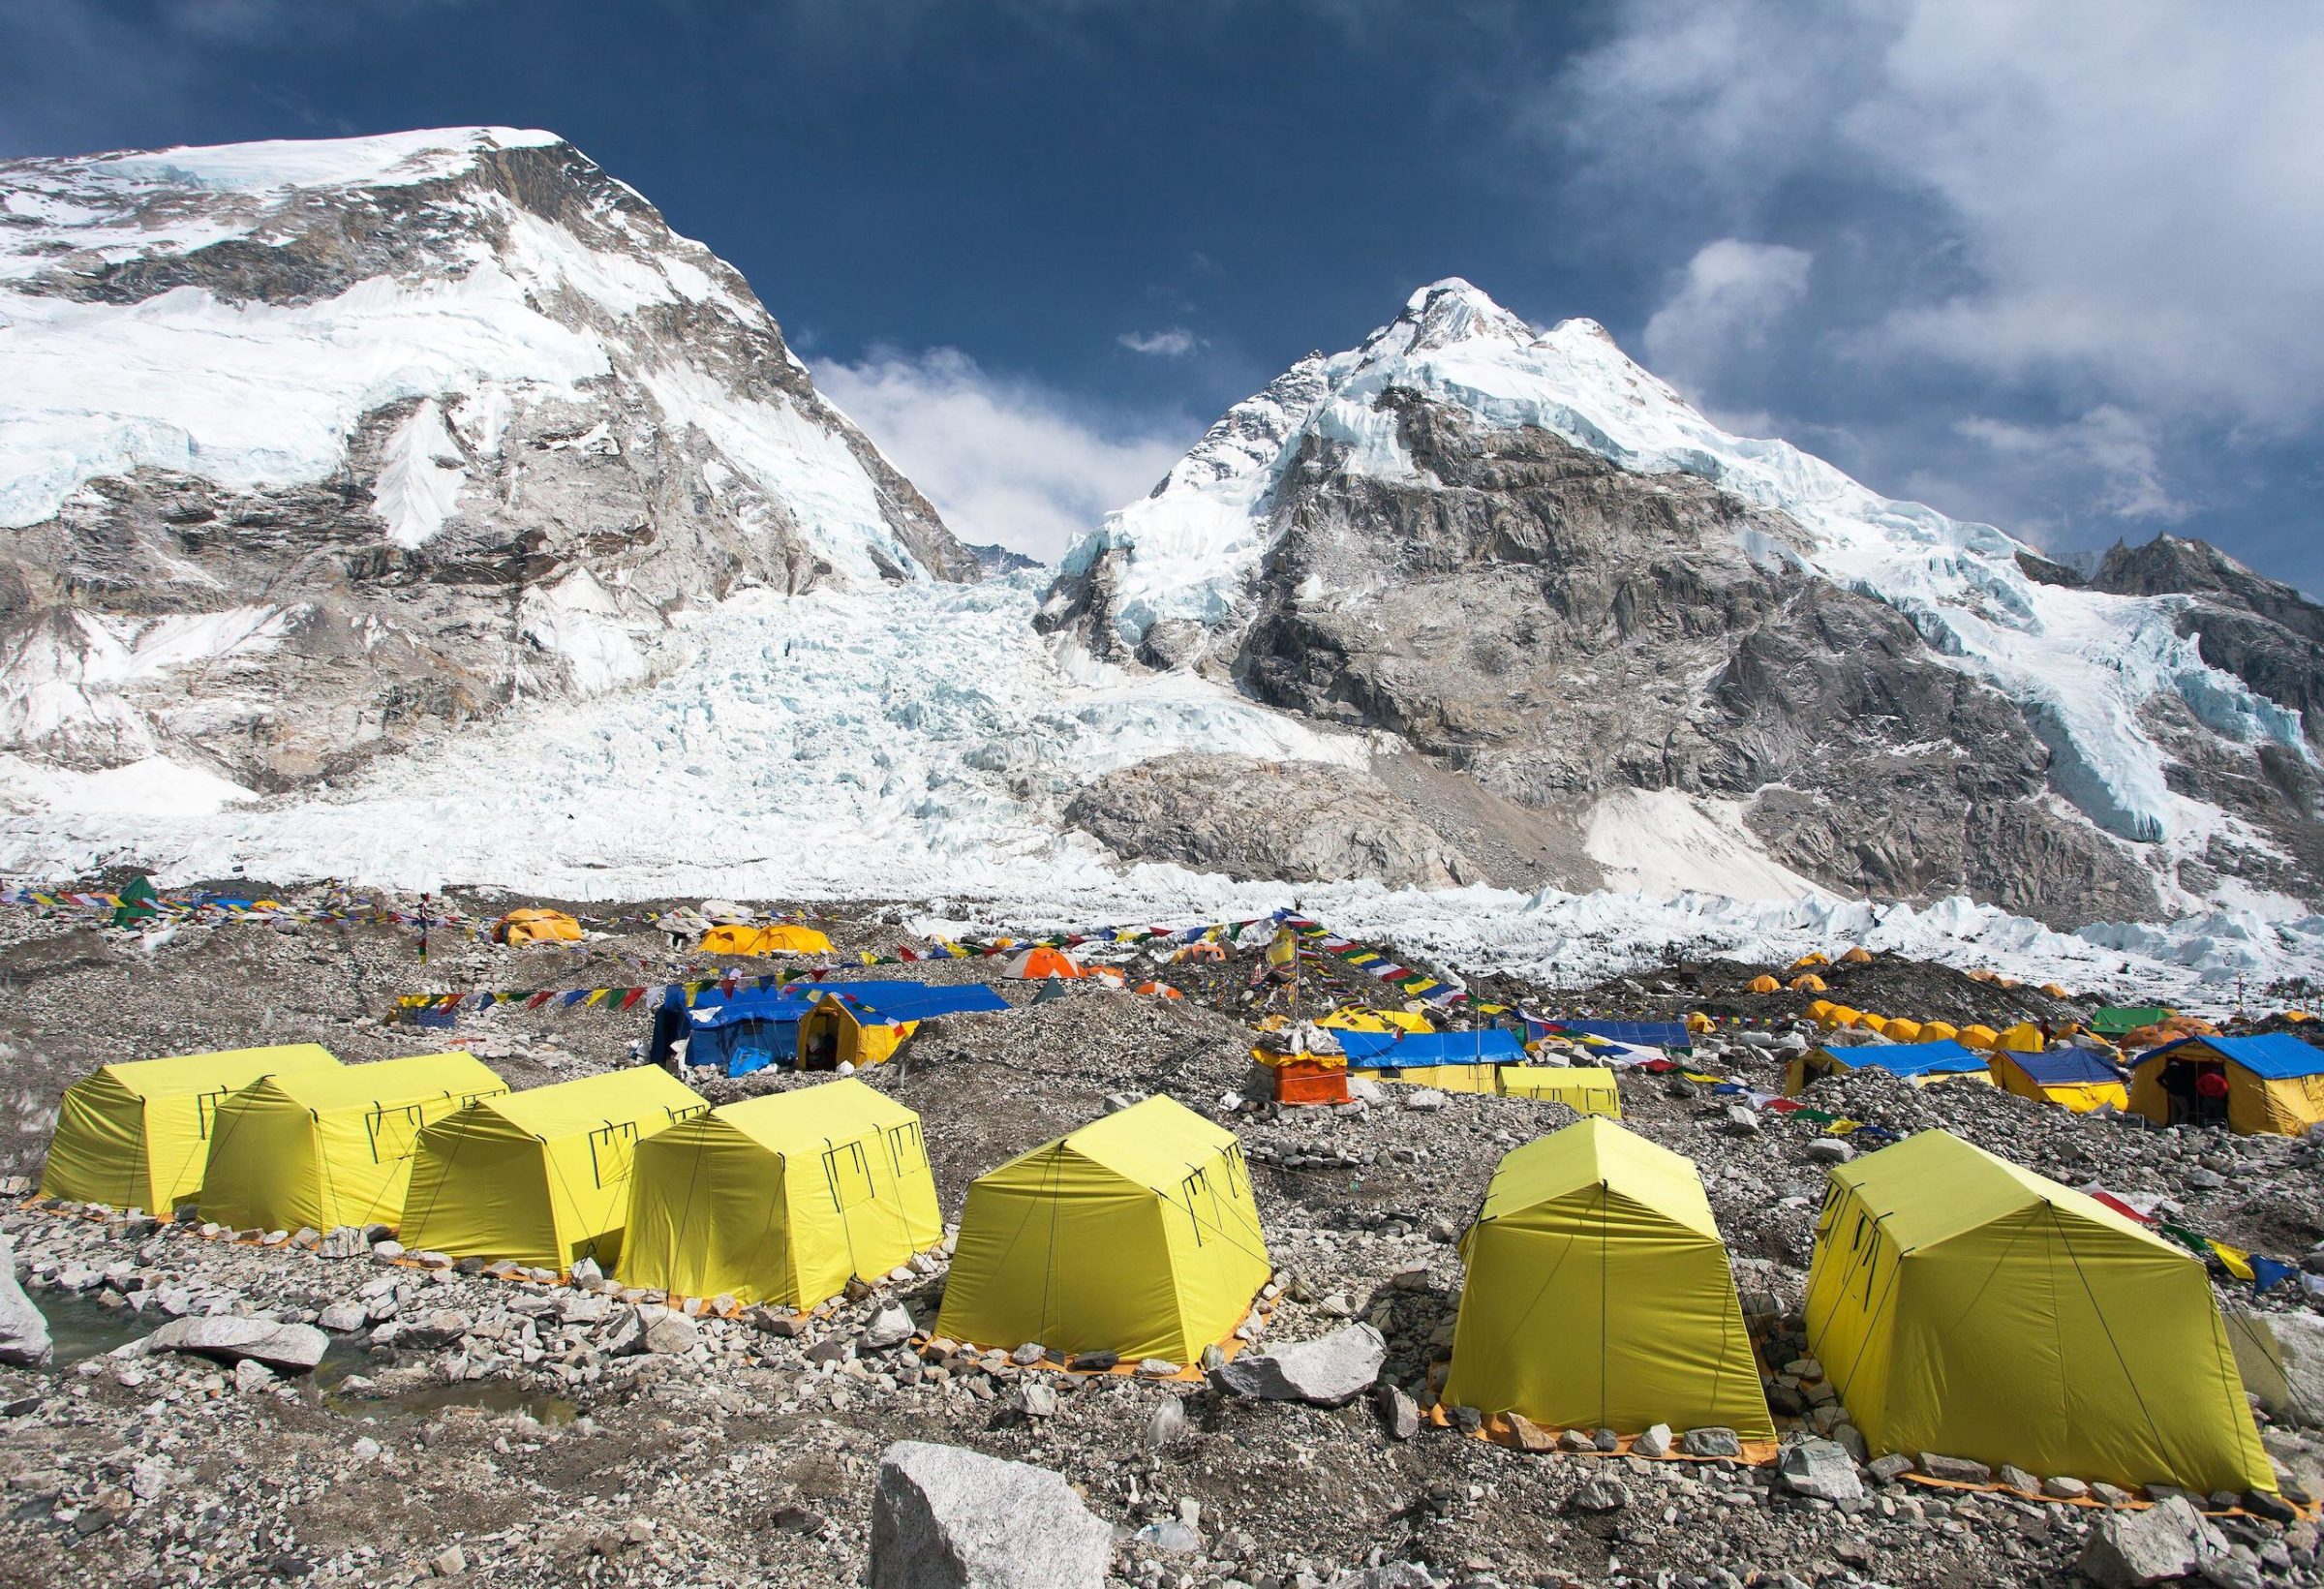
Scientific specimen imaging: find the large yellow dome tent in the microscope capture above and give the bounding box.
[1804,1130,2272,1495]
[399,1067,707,1273]
[938,1096,1269,1364]
[1988,1047,2129,1114]
[698,923,835,957]
[2125,1033,2324,1136]
[197,1052,508,1234]
[42,1043,344,1215]
[621,1079,940,1309]
[1441,1119,1773,1444]
[494,909,583,947]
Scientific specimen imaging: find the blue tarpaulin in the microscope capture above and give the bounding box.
[1334,1029,1526,1069]
[2137,1032,2324,1080]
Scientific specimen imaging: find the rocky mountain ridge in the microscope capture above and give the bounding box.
[1042,280,2324,926]
[0,127,977,795]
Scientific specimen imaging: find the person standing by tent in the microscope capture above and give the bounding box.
[2194,1064,2231,1125]
[2162,1057,2199,1125]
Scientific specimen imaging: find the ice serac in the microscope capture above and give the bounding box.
[1042,278,2324,925]
[0,127,978,794]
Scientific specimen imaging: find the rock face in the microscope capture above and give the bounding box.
[1043,279,2323,923]
[2077,1494,2222,1587]
[869,1440,1113,1589]
[1063,752,1475,888]
[0,1237,52,1366]
[0,127,978,794]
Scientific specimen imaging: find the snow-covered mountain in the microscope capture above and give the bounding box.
[1042,279,2324,926]
[0,127,976,795]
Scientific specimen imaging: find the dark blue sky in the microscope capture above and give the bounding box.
[6,0,2319,586]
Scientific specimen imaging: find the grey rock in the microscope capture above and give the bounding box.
[2079,1495,2218,1587]
[396,1308,471,1350]
[2225,1308,2324,1429]
[568,1258,603,1288]
[232,1358,276,1394]
[1804,1138,1854,1164]
[862,1303,916,1352]
[0,1237,52,1366]
[1778,1439,1865,1503]
[1209,1323,1386,1407]
[1918,1452,1993,1484]
[1377,1382,1420,1441]
[870,1440,1111,1588]
[1998,1463,2041,1493]
[1146,1396,1190,1451]
[642,1310,698,1355]
[145,1315,328,1372]
[1680,1426,1742,1458]
[1011,1381,1057,1420]
[1570,1479,1630,1513]
[317,1227,365,1260]
[316,1302,370,1333]
[1635,1422,1673,1458]
[2044,1476,2093,1500]
[1402,1090,1449,1114]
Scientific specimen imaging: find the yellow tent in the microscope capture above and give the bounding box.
[399,1067,708,1273]
[1441,1118,1773,1440]
[198,1052,508,1234]
[1987,1048,2129,1114]
[1748,975,1781,994]
[1370,1064,1622,1116]
[1994,1021,2046,1053]
[1919,1020,1959,1042]
[937,1095,1269,1363]
[699,923,836,957]
[1319,1006,1435,1034]
[1804,1130,2272,1494]
[1783,1041,1995,1095]
[796,993,917,1070]
[2125,1034,2324,1136]
[42,1044,343,1214]
[621,1079,940,1308]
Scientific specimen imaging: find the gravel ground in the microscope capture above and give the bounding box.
[0,882,2318,1588]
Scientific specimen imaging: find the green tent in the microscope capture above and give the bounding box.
[110,875,163,929]
[2092,1005,2174,1038]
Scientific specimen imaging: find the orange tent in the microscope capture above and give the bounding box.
[1790,974,1828,993]
[1133,981,1184,999]
[495,909,582,947]
[1172,941,1228,964]
[1840,947,1874,965]
[1003,947,1085,980]
[1749,975,1781,994]
[1920,1021,1960,1042]
[1791,954,1831,970]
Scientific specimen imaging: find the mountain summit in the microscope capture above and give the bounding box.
[0,127,977,791]
[1042,280,2324,925]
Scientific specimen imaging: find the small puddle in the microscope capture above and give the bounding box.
[32,1291,163,1368]
[325,1378,579,1425]
[30,1292,576,1424]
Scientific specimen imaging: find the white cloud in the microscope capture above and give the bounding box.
[1641,238,1812,395]
[816,347,1193,564]
[1117,327,1202,357]
[1554,0,2324,428]
[1955,406,2186,524]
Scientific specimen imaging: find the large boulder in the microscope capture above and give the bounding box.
[1777,1438,1864,1503]
[0,1237,51,1367]
[144,1315,329,1372]
[0,1236,51,1375]
[869,1441,1112,1588]
[1208,1323,1386,1407]
[2226,1309,2324,1429]
[2078,1496,2222,1587]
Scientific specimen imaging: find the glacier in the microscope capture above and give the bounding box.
[3,571,2317,1010]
